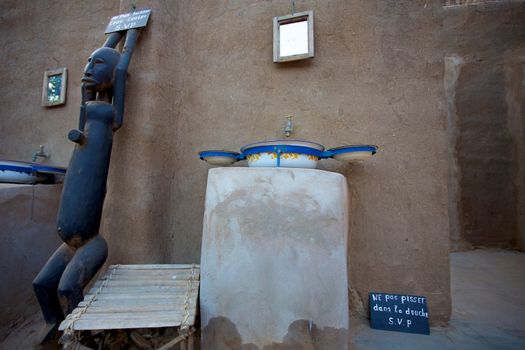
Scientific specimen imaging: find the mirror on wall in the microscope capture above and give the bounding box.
[42,67,67,107]
[273,10,314,63]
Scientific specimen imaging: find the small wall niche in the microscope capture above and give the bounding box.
[273,10,314,63]
[42,67,67,107]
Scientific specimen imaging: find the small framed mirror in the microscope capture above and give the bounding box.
[273,10,314,63]
[42,68,67,107]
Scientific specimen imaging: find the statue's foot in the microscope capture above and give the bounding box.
[35,322,59,347]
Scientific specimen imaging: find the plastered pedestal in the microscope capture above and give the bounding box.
[200,167,349,350]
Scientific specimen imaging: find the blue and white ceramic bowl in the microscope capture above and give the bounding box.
[240,140,325,169]
[0,160,66,184]
[327,145,378,162]
[199,151,240,166]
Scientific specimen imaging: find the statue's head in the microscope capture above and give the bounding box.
[81,47,121,92]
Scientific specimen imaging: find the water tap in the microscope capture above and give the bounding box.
[284,116,294,137]
[32,145,48,162]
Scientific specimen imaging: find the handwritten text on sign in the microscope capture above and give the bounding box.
[369,292,430,335]
[105,9,152,34]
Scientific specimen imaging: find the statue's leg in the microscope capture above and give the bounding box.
[58,234,108,315]
[32,243,75,343]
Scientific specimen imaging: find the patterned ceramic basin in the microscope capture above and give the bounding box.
[240,140,325,169]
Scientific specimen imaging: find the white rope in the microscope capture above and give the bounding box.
[180,264,196,329]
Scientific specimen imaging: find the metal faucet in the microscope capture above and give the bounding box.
[284,116,294,137]
[32,145,47,162]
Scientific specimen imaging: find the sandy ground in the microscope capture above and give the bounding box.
[0,312,45,350]
[350,249,525,350]
[1,249,525,349]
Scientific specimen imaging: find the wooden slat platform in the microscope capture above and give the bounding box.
[58,264,200,332]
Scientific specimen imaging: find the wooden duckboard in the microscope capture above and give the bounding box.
[59,264,200,331]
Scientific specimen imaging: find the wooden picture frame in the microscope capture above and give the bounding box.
[273,10,314,63]
[42,67,67,107]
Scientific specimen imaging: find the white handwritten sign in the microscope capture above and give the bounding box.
[105,9,151,34]
[369,292,430,335]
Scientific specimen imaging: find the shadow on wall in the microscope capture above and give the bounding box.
[443,4,525,251]
[446,54,521,251]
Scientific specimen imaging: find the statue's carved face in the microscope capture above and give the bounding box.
[82,48,121,92]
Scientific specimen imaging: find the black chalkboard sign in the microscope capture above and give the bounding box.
[105,9,152,34]
[369,292,430,335]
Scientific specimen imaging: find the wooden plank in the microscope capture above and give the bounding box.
[79,299,198,308]
[63,309,197,322]
[81,293,197,305]
[97,277,200,284]
[97,278,198,284]
[90,281,200,288]
[100,272,200,279]
[107,268,199,274]
[77,302,197,311]
[73,302,197,313]
[92,275,200,284]
[60,318,183,331]
[76,302,192,311]
[84,292,198,300]
[87,287,198,295]
[66,310,188,319]
[62,315,191,331]
[104,272,200,280]
[60,314,196,331]
[102,274,200,280]
[93,280,198,287]
[88,286,199,293]
[66,309,197,320]
[89,290,198,298]
[109,264,199,270]
[104,268,199,274]
[93,277,200,284]
[79,296,195,307]
[91,284,191,291]
[99,268,199,281]
[77,297,198,307]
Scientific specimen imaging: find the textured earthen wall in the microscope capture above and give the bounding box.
[0,0,119,165]
[442,3,525,250]
[103,0,452,324]
[0,0,453,325]
[11,0,525,326]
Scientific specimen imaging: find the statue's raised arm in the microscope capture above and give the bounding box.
[113,29,139,130]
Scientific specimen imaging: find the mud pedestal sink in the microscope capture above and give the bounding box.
[198,140,377,349]
[200,167,350,349]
